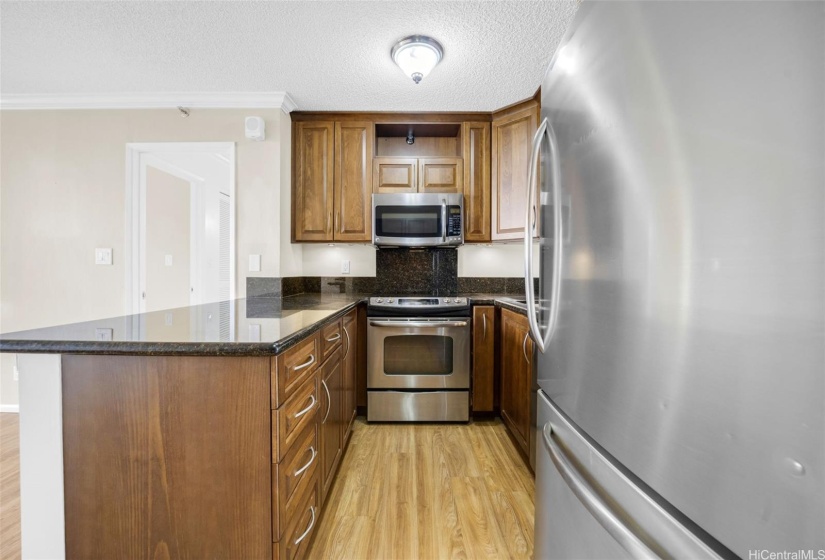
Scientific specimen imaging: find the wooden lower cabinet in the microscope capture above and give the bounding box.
[471,305,496,413]
[318,347,343,504]
[342,309,358,447]
[60,310,361,560]
[499,308,533,454]
[62,355,272,560]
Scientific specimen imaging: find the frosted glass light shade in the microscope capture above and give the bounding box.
[391,36,443,84]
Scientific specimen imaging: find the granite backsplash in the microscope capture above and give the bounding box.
[247,248,537,297]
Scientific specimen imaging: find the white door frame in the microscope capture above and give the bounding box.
[125,142,236,315]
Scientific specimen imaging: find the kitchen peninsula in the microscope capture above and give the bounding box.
[0,294,364,560]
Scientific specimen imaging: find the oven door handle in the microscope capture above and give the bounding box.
[369,320,468,328]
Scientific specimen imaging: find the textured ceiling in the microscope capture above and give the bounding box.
[0,1,578,112]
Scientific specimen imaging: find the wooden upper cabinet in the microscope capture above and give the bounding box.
[462,122,491,242]
[334,122,373,241]
[373,157,418,194]
[491,101,539,241]
[294,121,334,241]
[418,157,463,194]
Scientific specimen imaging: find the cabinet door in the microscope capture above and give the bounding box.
[491,103,539,240]
[334,122,373,241]
[472,306,496,412]
[499,309,531,453]
[319,348,342,505]
[462,122,491,242]
[418,157,463,194]
[373,157,417,194]
[341,310,357,447]
[294,121,335,241]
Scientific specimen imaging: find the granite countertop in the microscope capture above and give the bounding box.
[0,293,527,357]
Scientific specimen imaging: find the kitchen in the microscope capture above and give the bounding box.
[0,1,823,559]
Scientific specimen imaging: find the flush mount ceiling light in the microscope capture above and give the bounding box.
[391,35,444,84]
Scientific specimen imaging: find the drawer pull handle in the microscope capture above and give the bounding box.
[326,332,341,342]
[294,446,317,477]
[523,332,531,364]
[294,506,316,545]
[343,326,350,358]
[293,394,316,419]
[294,354,315,371]
[321,379,331,424]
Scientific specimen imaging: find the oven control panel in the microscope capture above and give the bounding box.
[369,296,469,309]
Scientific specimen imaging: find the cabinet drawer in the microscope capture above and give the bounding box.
[273,420,318,541]
[276,474,320,560]
[273,373,318,463]
[272,333,320,409]
[320,319,342,362]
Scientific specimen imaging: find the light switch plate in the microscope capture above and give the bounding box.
[248,324,261,342]
[341,260,351,274]
[249,254,261,272]
[165,254,173,267]
[94,328,113,341]
[95,248,113,265]
[164,313,173,326]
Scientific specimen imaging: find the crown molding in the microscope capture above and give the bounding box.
[0,91,297,113]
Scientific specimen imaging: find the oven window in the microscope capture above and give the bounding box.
[375,205,442,238]
[383,335,454,375]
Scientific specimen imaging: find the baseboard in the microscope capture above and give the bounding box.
[0,404,20,413]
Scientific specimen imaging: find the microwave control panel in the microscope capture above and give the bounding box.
[447,206,462,237]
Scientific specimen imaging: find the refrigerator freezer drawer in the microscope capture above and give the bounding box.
[535,390,726,559]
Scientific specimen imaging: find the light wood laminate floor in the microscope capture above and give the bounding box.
[0,413,20,560]
[308,418,535,560]
[0,415,534,560]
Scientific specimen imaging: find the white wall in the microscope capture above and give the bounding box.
[0,108,291,406]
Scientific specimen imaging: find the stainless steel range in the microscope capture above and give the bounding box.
[367,296,470,422]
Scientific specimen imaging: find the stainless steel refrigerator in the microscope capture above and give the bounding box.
[525,2,824,558]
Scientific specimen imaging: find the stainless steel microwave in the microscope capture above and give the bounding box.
[372,193,464,248]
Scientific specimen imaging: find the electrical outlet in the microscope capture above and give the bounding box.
[165,313,173,326]
[94,328,113,341]
[248,324,261,342]
[249,254,261,272]
[95,248,113,265]
[341,260,351,274]
[165,254,173,266]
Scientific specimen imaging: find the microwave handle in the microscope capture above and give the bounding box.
[441,199,447,242]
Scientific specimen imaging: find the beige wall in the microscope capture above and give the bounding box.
[145,165,191,312]
[0,107,291,406]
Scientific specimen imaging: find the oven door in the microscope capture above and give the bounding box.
[367,317,471,389]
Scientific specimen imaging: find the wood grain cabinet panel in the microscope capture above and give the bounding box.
[273,373,319,463]
[462,122,492,242]
[342,309,357,447]
[334,121,373,241]
[294,121,335,241]
[272,420,318,542]
[492,102,539,241]
[320,318,343,362]
[499,309,532,454]
[272,333,319,409]
[373,157,418,193]
[276,475,319,560]
[62,355,271,560]
[318,348,343,506]
[418,157,463,194]
[472,306,496,412]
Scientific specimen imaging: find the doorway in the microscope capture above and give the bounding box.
[125,142,235,339]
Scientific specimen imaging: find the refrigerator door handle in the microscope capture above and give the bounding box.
[525,117,563,354]
[543,422,660,559]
